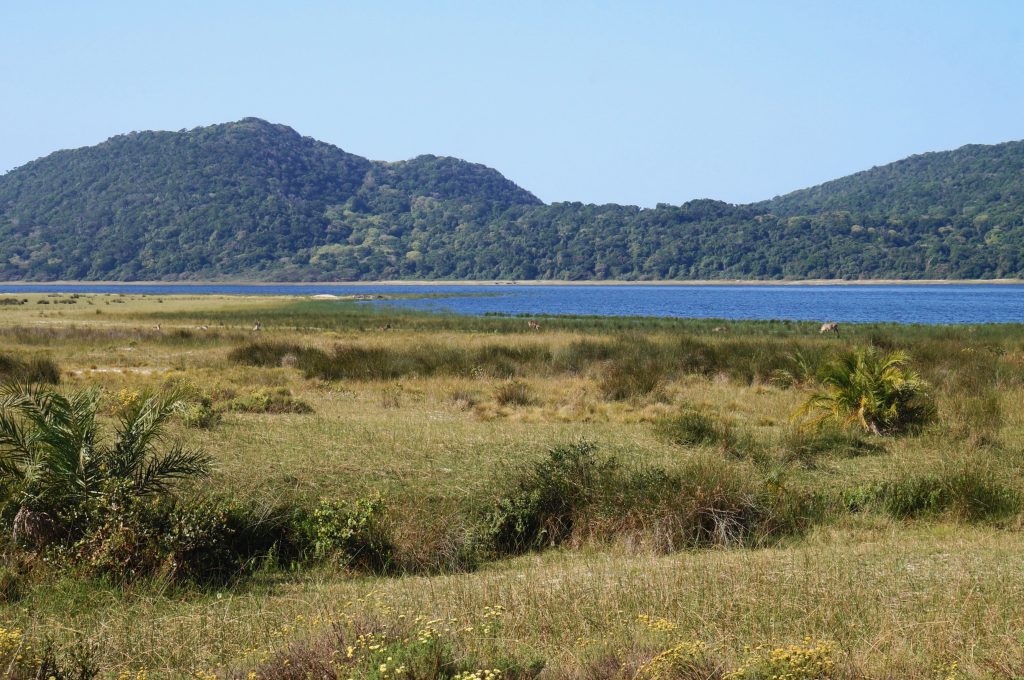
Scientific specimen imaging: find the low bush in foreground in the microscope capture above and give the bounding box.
[481,441,818,557]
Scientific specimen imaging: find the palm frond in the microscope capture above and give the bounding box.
[108,389,185,479]
[133,444,212,496]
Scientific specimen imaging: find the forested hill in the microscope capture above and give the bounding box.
[1,118,1022,281]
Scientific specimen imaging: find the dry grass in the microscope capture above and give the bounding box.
[1,292,1024,677]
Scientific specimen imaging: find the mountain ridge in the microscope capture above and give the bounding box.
[1,119,1022,281]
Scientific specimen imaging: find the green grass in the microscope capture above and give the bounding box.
[2,292,1024,677]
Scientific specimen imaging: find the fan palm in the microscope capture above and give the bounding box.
[795,347,934,435]
[0,384,211,519]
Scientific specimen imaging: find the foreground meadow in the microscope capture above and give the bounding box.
[1,292,1023,679]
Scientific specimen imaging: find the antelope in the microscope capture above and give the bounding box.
[252,321,263,332]
[527,320,541,331]
[196,325,209,331]
[152,323,161,332]
[819,322,840,335]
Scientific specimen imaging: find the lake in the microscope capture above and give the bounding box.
[1,283,1022,324]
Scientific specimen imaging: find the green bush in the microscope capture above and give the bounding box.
[179,398,221,429]
[796,347,935,435]
[298,496,395,572]
[483,441,614,555]
[0,385,211,541]
[228,387,313,414]
[481,442,816,557]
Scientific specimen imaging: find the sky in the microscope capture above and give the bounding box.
[2,1,1022,207]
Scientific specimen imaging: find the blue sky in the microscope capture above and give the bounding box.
[2,1,1022,206]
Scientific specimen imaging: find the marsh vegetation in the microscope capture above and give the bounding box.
[0,293,1023,678]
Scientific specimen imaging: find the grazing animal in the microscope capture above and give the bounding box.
[819,322,840,335]
[252,321,263,332]
[197,325,208,331]
[713,326,727,333]
[527,320,541,331]
[152,323,161,332]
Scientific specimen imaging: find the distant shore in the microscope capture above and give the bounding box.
[1,278,1023,287]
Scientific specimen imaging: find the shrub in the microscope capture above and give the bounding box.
[228,387,313,414]
[483,441,614,555]
[0,385,211,545]
[795,347,935,435]
[297,496,395,572]
[634,641,721,680]
[179,398,221,429]
[481,442,815,557]
[493,380,536,407]
[242,613,542,680]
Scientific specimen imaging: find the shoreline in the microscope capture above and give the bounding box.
[1,278,1022,287]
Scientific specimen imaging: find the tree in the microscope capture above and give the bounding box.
[0,384,211,546]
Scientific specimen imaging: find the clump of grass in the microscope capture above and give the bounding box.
[653,409,763,463]
[768,349,819,388]
[0,354,60,384]
[227,341,310,367]
[493,380,536,407]
[449,388,481,410]
[845,463,1020,522]
[228,387,313,414]
[779,426,882,466]
[654,409,726,447]
[946,389,1003,447]
[599,337,665,400]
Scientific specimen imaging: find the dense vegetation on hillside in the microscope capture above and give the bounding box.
[1,118,1022,280]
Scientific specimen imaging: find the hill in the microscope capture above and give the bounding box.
[1,119,1022,280]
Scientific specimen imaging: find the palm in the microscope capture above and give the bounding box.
[0,384,210,517]
[797,348,933,435]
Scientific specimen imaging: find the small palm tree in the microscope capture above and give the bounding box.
[795,347,935,435]
[0,384,211,543]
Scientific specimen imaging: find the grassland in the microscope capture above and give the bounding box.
[1,291,1024,679]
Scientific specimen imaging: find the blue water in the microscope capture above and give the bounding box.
[1,283,1022,324]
